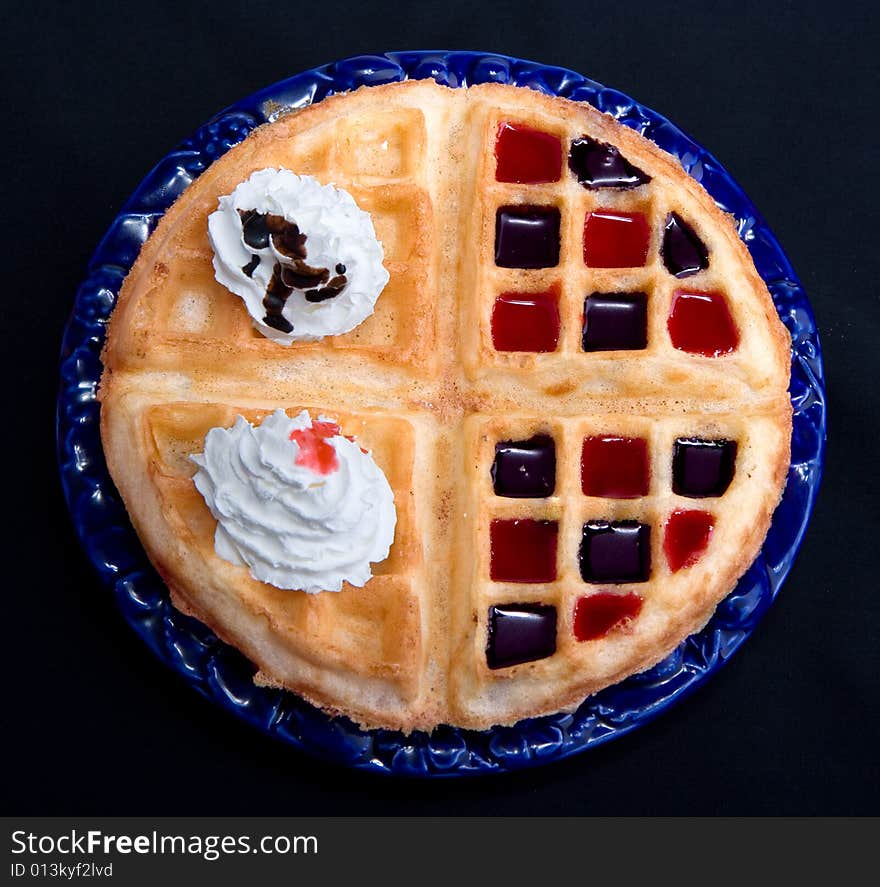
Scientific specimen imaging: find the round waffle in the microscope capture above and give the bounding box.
[99,79,791,732]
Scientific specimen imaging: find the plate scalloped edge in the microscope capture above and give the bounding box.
[57,50,826,777]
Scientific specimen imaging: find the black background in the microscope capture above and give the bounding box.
[5,0,878,815]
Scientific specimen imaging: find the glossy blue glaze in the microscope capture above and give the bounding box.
[57,51,826,777]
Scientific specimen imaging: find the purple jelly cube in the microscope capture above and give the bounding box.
[495,205,560,269]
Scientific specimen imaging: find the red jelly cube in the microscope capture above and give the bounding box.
[667,289,739,356]
[495,122,563,184]
[581,436,649,498]
[573,592,643,641]
[664,509,715,572]
[490,519,558,583]
[583,210,650,268]
[492,289,560,352]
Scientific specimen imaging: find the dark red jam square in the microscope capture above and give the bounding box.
[492,289,560,352]
[667,289,739,356]
[581,436,649,498]
[582,292,647,351]
[495,206,561,269]
[487,603,557,669]
[664,509,715,572]
[583,209,650,268]
[662,213,709,278]
[573,592,643,641]
[492,435,556,498]
[490,519,558,583]
[495,123,563,184]
[672,438,737,498]
[580,520,651,584]
[568,136,651,190]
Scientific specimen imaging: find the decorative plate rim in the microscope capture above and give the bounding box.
[57,50,826,777]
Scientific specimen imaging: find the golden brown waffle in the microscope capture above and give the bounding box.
[100,80,791,732]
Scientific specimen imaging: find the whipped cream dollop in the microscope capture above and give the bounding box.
[191,410,397,593]
[207,168,390,344]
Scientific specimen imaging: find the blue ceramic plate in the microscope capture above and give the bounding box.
[57,51,826,776]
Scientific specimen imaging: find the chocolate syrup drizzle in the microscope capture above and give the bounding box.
[237,209,349,333]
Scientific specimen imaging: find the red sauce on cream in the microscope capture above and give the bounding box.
[290,420,341,475]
